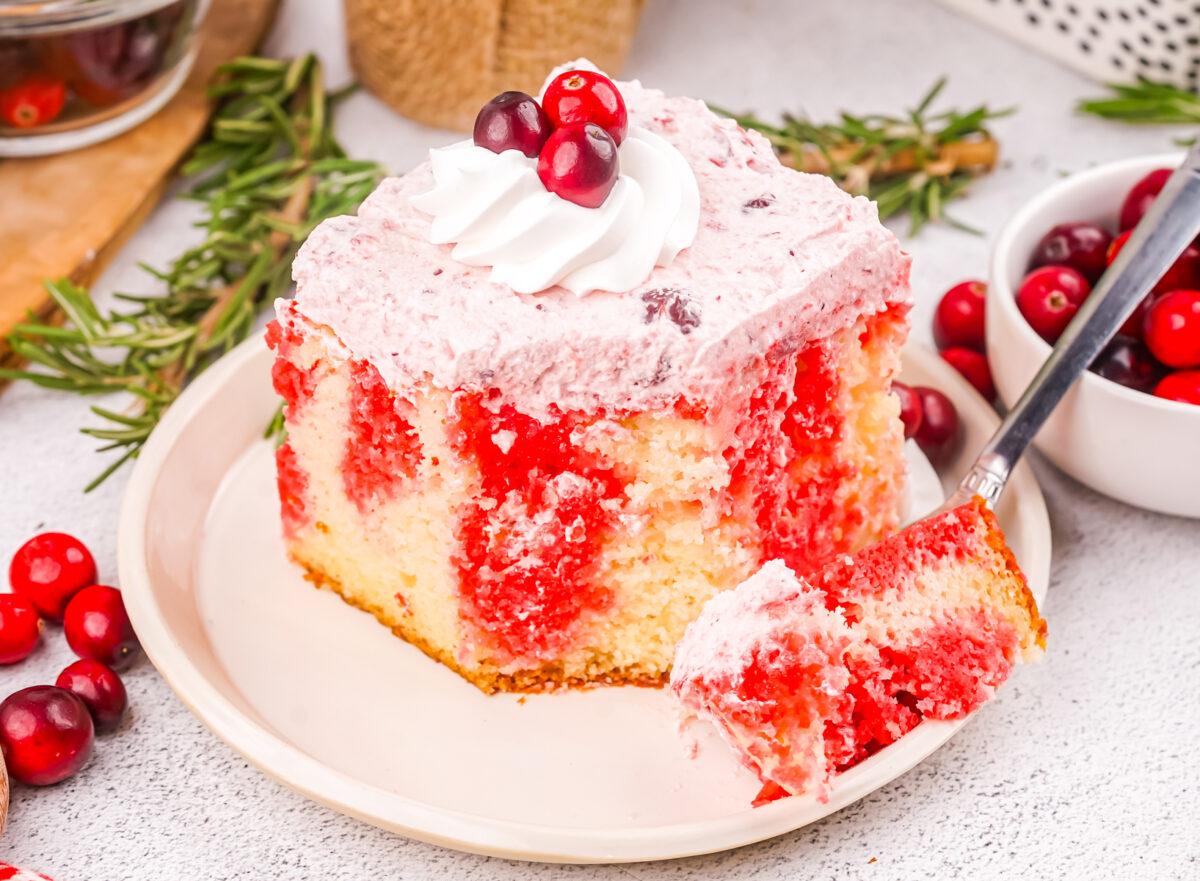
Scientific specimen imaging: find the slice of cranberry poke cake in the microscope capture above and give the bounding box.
[266,64,913,693]
[671,496,1046,801]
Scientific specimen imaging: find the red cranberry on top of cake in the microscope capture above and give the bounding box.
[266,62,913,694]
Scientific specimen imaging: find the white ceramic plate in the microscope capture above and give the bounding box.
[117,338,1050,864]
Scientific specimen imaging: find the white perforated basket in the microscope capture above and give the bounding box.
[931,0,1200,90]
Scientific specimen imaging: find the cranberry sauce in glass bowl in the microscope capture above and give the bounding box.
[0,0,207,156]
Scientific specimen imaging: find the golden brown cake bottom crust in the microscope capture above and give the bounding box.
[296,555,670,695]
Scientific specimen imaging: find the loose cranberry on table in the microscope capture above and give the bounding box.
[932,280,987,352]
[911,386,961,465]
[891,381,923,439]
[9,532,96,621]
[473,91,551,158]
[63,585,140,670]
[1015,265,1092,344]
[542,69,629,145]
[1142,289,1200,369]
[537,123,619,209]
[0,594,42,665]
[1154,370,1200,405]
[0,686,94,786]
[1028,222,1113,284]
[0,75,66,129]
[55,659,127,734]
[940,347,995,400]
[1089,336,1164,394]
[1118,168,1171,230]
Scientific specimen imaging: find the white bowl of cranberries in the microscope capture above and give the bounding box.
[987,152,1200,518]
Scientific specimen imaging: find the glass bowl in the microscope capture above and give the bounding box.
[0,0,209,156]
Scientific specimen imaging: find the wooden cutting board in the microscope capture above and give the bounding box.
[0,0,279,373]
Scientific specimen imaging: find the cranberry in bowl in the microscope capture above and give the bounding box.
[988,153,1200,518]
[0,0,207,156]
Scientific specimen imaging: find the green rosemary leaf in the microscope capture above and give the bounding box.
[1078,76,1200,125]
[4,53,387,491]
[264,401,286,446]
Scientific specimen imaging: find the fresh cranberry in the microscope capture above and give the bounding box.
[0,686,94,786]
[537,123,619,208]
[0,594,42,664]
[1016,266,1092,343]
[1107,229,1200,295]
[932,280,987,352]
[9,532,96,621]
[891,381,923,439]
[1106,229,1132,266]
[1153,370,1200,405]
[0,75,66,128]
[1029,222,1113,284]
[1142,289,1200,368]
[1119,168,1171,230]
[55,660,127,734]
[1089,336,1164,393]
[473,91,551,158]
[940,347,996,400]
[542,69,628,145]
[63,585,139,670]
[912,386,961,465]
[1156,246,1200,295]
[1104,233,1155,337]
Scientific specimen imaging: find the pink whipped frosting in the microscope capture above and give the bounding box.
[285,77,912,419]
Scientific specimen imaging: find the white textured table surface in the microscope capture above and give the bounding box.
[2,1,1199,878]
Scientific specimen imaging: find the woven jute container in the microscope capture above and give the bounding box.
[344,0,647,132]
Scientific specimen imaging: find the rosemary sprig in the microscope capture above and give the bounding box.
[714,79,1011,234]
[0,54,385,490]
[1078,77,1200,143]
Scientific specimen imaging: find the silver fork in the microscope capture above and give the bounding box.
[939,139,1200,516]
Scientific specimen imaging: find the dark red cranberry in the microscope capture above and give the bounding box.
[940,348,996,400]
[46,11,179,107]
[473,91,551,158]
[1029,222,1113,284]
[932,280,987,352]
[1143,289,1200,368]
[55,659,127,734]
[1089,335,1165,393]
[1154,370,1200,404]
[891,381,923,439]
[912,386,961,465]
[1016,266,1092,343]
[1119,168,1172,230]
[0,594,42,664]
[542,69,628,145]
[1156,246,1200,295]
[0,685,94,785]
[1117,295,1153,340]
[537,123,619,208]
[9,532,96,622]
[63,585,140,670]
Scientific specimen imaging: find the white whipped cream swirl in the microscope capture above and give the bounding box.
[410,125,699,295]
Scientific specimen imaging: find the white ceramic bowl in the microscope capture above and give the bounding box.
[988,152,1200,519]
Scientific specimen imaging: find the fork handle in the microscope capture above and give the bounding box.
[948,139,1200,510]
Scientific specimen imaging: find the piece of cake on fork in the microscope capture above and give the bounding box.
[671,496,1046,801]
[266,64,913,694]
